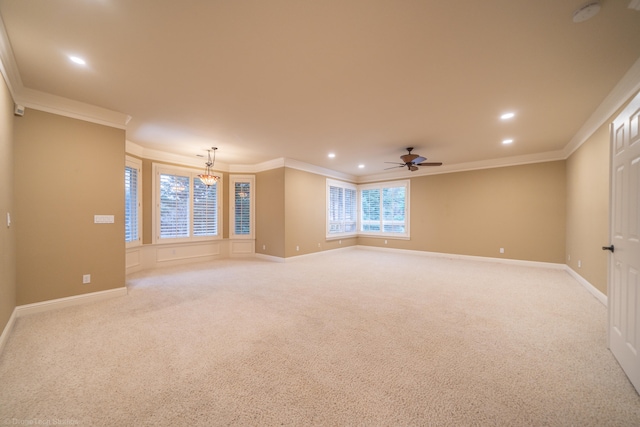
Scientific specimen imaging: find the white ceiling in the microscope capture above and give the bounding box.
[1,0,640,179]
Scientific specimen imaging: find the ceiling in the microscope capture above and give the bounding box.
[1,0,640,179]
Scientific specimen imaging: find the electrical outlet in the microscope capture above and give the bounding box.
[499,248,504,254]
[578,260,582,268]
[339,240,342,244]
[384,240,388,245]
[318,243,321,248]
[262,244,266,250]
[82,274,91,284]
[296,245,300,251]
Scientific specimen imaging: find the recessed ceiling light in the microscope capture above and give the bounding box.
[502,139,514,145]
[69,56,86,65]
[500,112,515,120]
[358,164,365,169]
[328,153,336,158]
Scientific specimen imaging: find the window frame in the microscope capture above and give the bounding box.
[125,156,142,248]
[152,163,222,244]
[326,179,358,239]
[358,180,410,240]
[326,178,410,241]
[229,175,255,240]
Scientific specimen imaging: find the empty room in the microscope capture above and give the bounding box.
[1,1,640,425]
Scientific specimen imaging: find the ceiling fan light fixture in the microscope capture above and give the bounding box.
[198,147,219,186]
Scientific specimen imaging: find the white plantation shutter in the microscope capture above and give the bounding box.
[124,164,139,243]
[361,188,381,232]
[359,180,409,238]
[344,188,357,232]
[153,163,222,243]
[234,182,251,235]
[193,179,218,236]
[159,173,190,238]
[382,186,405,233]
[230,176,254,239]
[328,185,344,233]
[327,179,357,237]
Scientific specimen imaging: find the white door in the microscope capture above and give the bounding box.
[608,90,640,393]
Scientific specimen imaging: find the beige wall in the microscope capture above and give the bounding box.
[256,168,286,258]
[14,109,125,304]
[565,111,618,295]
[359,161,567,263]
[284,168,355,257]
[0,72,16,333]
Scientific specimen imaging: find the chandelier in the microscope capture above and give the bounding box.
[198,147,219,186]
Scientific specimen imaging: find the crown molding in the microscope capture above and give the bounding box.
[357,150,566,183]
[126,140,229,170]
[229,158,285,173]
[17,87,131,129]
[0,17,131,129]
[283,158,357,182]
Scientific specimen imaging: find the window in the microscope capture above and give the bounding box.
[153,164,221,243]
[326,178,410,240]
[359,180,409,238]
[125,156,142,246]
[229,175,255,239]
[326,179,357,238]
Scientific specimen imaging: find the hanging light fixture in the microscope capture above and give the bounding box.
[198,147,219,186]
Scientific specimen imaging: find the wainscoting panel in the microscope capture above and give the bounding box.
[126,240,230,274]
[230,239,255,257]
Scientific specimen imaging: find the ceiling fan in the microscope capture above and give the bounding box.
[385,147,443,172]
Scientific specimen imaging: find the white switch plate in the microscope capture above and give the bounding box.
[94,215,114,224]
[82,274,91,284]
[6,212,10,227]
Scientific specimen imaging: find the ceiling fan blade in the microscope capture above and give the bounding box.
[417,162,443,166]
[400,154,418,163]
[384,165,405,170]
[384,162,405,165]
[412,156,427,164]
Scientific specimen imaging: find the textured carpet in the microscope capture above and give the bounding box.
[1,248,639,426]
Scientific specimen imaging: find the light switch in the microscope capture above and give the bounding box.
[6,212,10,227]
[94,215,114,224]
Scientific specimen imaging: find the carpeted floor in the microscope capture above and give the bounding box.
[1,248,639,426]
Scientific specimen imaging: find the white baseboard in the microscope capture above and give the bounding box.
[355,245,565,269]
[564,266,607,306]
[0,308,17,357]
[254,253,285,263]
[15,287,128,317]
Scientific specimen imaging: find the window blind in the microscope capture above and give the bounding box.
[193,179,218,236]
[124,165,139,242]
[234,182,251,235]
[159,173,190,239]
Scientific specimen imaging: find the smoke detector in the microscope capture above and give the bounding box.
[573,1,601,23]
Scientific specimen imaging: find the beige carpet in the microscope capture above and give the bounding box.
[1,248,639,426]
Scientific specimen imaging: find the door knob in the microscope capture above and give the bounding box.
[602,245,615,253]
